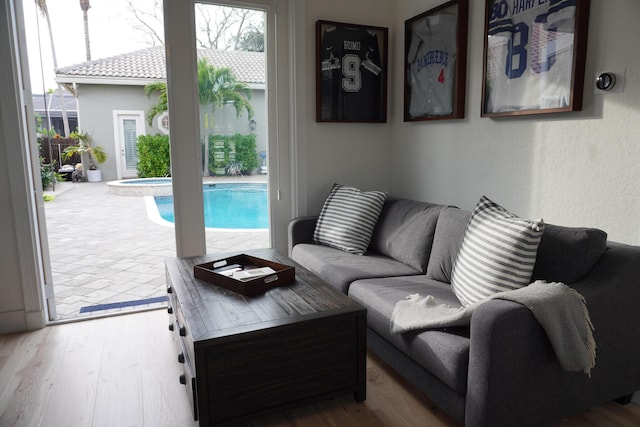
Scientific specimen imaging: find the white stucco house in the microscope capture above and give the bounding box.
[55,46,265,181]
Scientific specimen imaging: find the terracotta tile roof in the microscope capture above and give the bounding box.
[56,46,264,84]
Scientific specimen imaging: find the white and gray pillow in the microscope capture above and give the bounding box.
[313,184,387,255]
[451,196,544,306]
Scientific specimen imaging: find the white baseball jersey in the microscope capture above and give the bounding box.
[406,13,457,118]
[485,0,576,113]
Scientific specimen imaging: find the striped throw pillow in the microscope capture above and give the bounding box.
[451,196,544,306]
[313,184,387,255]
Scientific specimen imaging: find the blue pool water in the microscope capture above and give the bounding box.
[154,183,268,229]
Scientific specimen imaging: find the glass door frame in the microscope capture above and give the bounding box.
[163,0,304,257]
[0,0,308,328]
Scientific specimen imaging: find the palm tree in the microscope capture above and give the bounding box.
[35,0,71,136]
[197,58,253,176]
[197,58,254,117]
[79,0,91,61]
[144,57,253,175]
[62,130,107,180]
[143,81,168,126]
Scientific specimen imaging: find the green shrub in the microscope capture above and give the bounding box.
[41,163,53,190]
[207,133,259,175]
[235,133,259,174]
[40,163,64,190]
[137,134,170,177]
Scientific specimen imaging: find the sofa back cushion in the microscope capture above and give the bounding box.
[425,207,471,283]
[532,224,607,283]
[369,198,444,272]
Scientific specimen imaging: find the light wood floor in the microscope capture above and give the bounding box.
[0,309,639,427]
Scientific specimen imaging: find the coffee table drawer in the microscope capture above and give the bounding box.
[197,313,363,425]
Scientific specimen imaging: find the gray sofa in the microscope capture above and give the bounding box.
[288,197,640,426]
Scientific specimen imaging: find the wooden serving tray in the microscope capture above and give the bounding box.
[193,254,295,296]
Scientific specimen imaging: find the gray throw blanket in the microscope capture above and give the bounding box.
[390,280,596,376]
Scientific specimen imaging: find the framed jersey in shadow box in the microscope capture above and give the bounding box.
[404,0,468,122]
[481,0,590,117]
[316,20,388,123]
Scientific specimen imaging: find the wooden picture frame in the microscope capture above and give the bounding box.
[481,0,591,117]
[404,0,468,122]
[316,20,388,123]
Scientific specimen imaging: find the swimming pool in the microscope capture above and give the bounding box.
[153,183,268,229]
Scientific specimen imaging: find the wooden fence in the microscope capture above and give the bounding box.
[38,137,80,167]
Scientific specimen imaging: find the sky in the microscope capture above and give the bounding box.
[22,0,161,93]
[22,1,263,93]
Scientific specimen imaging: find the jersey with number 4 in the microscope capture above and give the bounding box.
[485,0,577,112]
[407,13,457,118]
[320,26,383,121]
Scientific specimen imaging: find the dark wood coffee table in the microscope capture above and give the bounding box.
[165,248,366,426]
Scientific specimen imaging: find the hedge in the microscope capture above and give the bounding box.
[137,134,170,177]
[207,133,259,174]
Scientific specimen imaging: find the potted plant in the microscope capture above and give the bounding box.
[63,130,107,182]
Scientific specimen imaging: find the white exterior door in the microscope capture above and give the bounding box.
[113,111,145,178]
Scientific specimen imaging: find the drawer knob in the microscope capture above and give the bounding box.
[179,326,187,337]
[178,353,185,364]
[179,374,186,385]
[168,323,174,331]
[167,306,173,314]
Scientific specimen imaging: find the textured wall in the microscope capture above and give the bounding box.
[390,0,640,245]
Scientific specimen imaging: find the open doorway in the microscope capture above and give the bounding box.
[23,0,270,321]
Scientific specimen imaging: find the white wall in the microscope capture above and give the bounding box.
[390,0,640,245]
[301,0,640,247]
[303,0,395,213]
[76,85,154,181]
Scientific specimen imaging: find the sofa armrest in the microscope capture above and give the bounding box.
[287,216,318,256]
[466,299,566,427]
[466,244,640,427]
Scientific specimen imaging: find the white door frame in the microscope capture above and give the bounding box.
[1,0,48,329]
[113,110,146,179]
[1,0,306,331]
[164,0,304,256]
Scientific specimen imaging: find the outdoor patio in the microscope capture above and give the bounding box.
[43,176,269,321]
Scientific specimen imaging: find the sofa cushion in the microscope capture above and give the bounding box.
[369,198,445,272]
[348,276,470,394]
[532,224,607,283]
[291,243,420,293]
[451,196,544,306]
[426,207,472,283]
[313,183,387,255]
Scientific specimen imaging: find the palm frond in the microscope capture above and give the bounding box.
[145,58,254,126]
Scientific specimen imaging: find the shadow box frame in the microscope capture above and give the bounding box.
[403,0,469,122]
[316,20,389,123]
[481,0,591,118]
